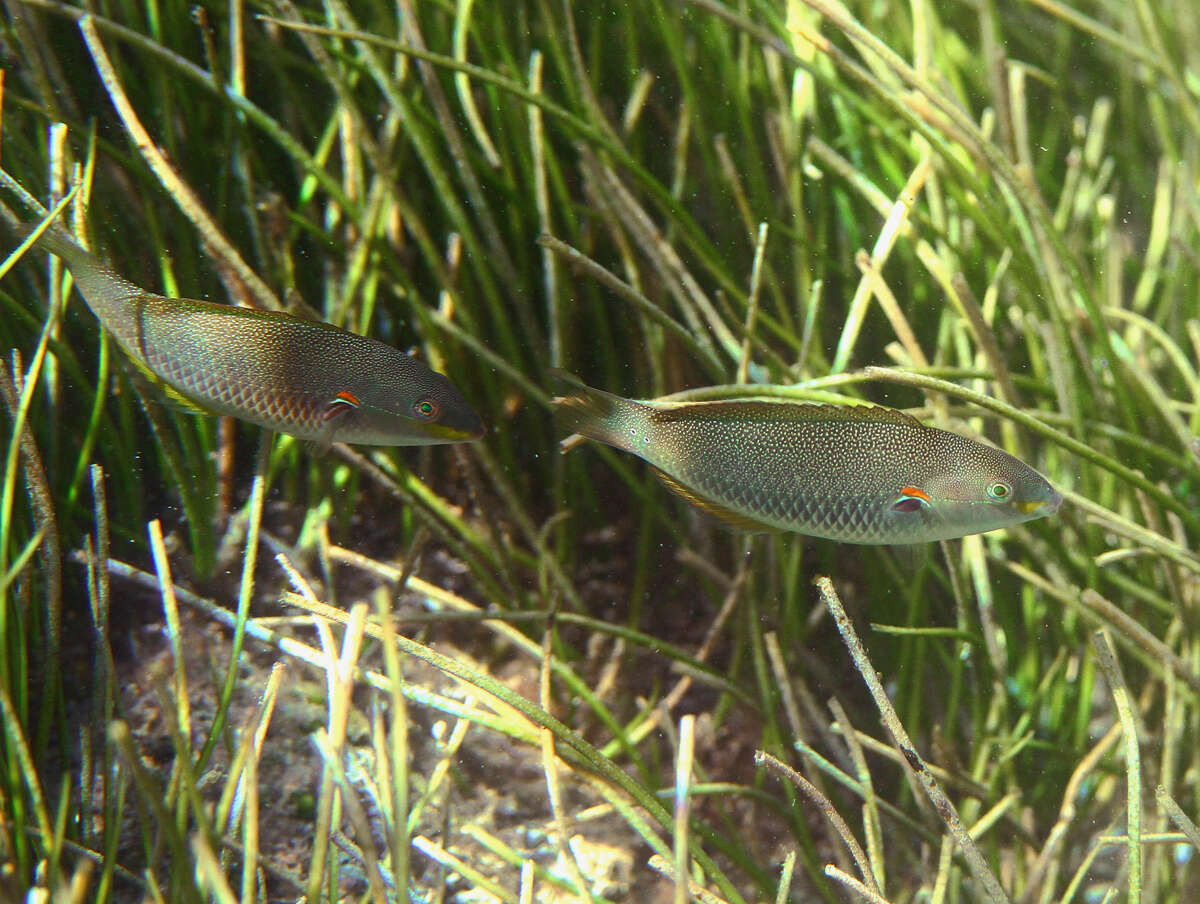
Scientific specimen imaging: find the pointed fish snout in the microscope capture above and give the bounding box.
[433,407,486,441]
[1018,488,1062,517]
[460,406,487,440]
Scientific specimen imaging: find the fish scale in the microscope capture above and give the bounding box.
[689,454,894,542]
[128,300,363,436]
[666,411,993,542]
[554,372,1062,544]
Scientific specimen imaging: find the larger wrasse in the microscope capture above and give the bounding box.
[553,372,1061,544]
[16,224,484,446]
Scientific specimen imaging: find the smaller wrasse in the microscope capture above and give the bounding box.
[17,224,484,446]
[553,372,1061,544]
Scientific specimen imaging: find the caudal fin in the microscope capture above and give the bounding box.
[6,219,90,270]
[550,370,647,453]
[10,221,143,323]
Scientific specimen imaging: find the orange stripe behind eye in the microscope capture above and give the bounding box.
[334,391,361,407]
[900,486,931,503]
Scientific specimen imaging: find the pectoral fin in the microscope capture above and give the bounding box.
[887,544,930,570]
[652,468,780,533]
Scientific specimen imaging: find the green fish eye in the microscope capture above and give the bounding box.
[987,481,1012,501]
[413,399,439,419]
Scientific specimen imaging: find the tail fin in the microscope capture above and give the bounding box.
[1,199,89,272]
[550,369,647,453]
[6,218,88,268]
[8,221,143,321]
[0,197,119,284]
[23,224,108,278]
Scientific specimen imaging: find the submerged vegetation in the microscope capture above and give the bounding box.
[0,0,1197,901]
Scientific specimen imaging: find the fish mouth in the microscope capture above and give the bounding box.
[1017,490,1063,517]
[424,420,486,442]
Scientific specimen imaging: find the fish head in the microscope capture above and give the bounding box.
[344,354,486,446]
[899,441,1062,540]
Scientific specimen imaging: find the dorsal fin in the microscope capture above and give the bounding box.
[652,468,781,533]
[652,398,925,429]
[812,403,924,427]
[754,400,924,427]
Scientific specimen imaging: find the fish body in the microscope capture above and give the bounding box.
[554,373,1061,544]
[25,227,484,445]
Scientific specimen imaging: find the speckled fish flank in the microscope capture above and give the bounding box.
[23,226,485,446]
[553,371,1061,544]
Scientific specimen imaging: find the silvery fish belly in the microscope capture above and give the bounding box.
[553,372,1062,544]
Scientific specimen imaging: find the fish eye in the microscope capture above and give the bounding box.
[987,481,1012,501]
[412,398,440,420]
